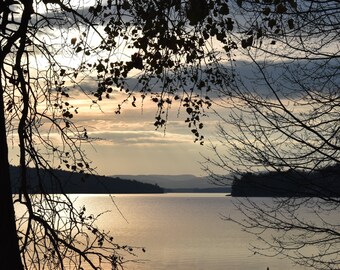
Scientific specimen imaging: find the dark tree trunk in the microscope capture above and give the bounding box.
[0,2,32,268]
[0,88,24,269]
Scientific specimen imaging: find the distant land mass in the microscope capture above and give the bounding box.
[10,166,164,194]
[232,164,340,197]
[112,174,231,193]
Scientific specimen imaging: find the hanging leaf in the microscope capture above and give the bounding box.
[241,36,253,48]
[288,18,294,29]
[276,3,287,14]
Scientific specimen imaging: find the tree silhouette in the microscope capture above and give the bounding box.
[0,0,243,269]
[202,1,340,269]
[3,0,336,268]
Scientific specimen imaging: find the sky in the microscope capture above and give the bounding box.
[8,56,317,178]
[10,1,336,178]
[10,53,331,178]
[5,86,220,177]
[67,90,220,177]
[12,3,247,178]
[8,87,220,177]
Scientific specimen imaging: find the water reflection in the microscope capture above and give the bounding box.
[69,193,303,270]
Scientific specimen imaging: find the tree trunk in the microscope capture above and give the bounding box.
[0,88,24,269]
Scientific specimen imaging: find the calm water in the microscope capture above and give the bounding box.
[70,193,304,270]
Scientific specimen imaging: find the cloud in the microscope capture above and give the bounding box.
[88,130,195,146]
[228,58,340,98]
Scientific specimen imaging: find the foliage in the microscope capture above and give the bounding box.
[88,0,237,144]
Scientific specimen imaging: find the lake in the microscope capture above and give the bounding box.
[71,193,305,270]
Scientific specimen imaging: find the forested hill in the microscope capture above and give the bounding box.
[10,166,164,194]
[231,164,340,197]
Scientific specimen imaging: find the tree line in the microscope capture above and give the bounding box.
[231,164,340,197]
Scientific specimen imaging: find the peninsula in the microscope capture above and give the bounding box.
[10,166,164,194]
